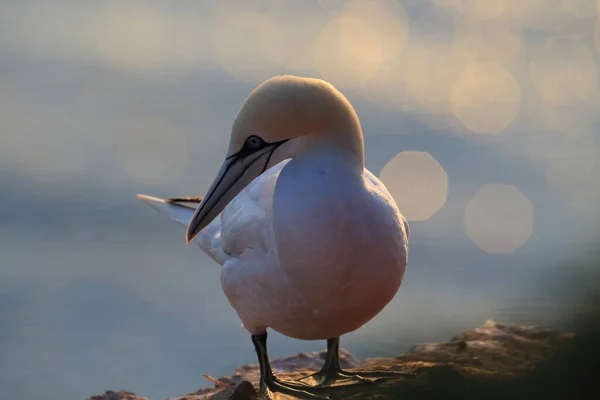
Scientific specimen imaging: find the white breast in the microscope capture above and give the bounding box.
[137,155,408,340]
[220,153,409,340]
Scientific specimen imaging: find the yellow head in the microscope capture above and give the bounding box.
[186,75,364,243]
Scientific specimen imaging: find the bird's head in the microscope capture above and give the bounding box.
[186,75,363,243]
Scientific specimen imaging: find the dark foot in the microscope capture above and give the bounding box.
[299,368,415,387]
[338,369,417,384]
[299,368,370,386]
[260,377,330,399]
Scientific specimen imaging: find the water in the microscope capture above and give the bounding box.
[1,2,600,399]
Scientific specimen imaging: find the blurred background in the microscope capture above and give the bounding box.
[1,1,599,399]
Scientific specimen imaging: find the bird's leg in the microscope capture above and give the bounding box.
[299,337,416,386]
[298,338,372,386]
[251,332,329,399]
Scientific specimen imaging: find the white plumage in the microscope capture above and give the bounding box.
[137,75,410,398]
[138,153,408,340]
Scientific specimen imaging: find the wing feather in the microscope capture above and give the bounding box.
[136,159,290,267]
[136,194,227,265]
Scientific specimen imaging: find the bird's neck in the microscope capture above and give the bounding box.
[291,145,362,180]
[273,147,366,239]
[295,128,365,172]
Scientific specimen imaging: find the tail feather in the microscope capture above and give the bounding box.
[136,194,197,226]
[137,194,227,265]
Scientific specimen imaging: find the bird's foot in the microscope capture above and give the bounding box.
[260,377,330,399]
[336,369,417,382]
[298,368,415,387]
[298,368,372,387]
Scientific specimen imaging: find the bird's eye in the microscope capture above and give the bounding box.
[246,135,263,149]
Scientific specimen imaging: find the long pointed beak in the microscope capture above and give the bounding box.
[185,141,287,244]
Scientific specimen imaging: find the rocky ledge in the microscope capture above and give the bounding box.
[89,319,592,400]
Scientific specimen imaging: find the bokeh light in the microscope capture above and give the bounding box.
[214,11,284,82]
[400,39,458,113]
[380,151,448,221]
[2,0,598,217]
[451,31,524,68]
[501,0,566,31]
[530,37,597,107]
[312,17,382,89]
[465,184,534,254]
[461,0,506,20]
[451,62,521,134]
[267,3,329,72]
[312,0,408,89]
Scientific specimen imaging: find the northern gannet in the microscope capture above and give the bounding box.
[137,76,411,399]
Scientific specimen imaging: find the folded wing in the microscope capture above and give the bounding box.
[136,194,228,265]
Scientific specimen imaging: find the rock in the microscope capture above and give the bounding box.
[88,320,579,400]
[88,390,148,400]
[207,381,257,400]
[168,381,257,400]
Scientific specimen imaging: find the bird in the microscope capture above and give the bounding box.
[137,75,411,399]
